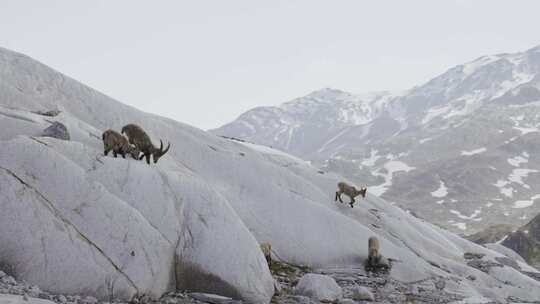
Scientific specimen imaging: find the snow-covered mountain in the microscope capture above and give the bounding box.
[213,44,540,235]
[3,46,540,303]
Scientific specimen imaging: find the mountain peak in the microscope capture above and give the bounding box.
[303,87,351,100]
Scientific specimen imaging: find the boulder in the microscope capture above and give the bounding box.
[295,274,342,302]
[175,177,274,304]
[42,122,69,140]
[352,285,374,301]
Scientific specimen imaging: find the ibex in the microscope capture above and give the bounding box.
[335,182,367,208]
[121,124,171,164]
[102,129,141,159]
[367,236,381,267]
[365,236,391,272]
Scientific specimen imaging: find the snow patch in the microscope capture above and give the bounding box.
[493,168,537,196]
[512,200,533,209]
[513,126,539,135]
[419,137,433,144]
[370,161,415,196]
[500,187,514,198]
[461,147,486,156]
[507,155,528,167]
[508,168,538,187]
[422,105,451,124]
[511,194,540,209]
[510,115,539,135]
[450,209,481,220]
[431,181,448,198]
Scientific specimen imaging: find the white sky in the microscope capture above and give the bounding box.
[1,0,540,130]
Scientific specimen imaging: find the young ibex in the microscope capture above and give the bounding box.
[335,182,367,208]
[102,129,141,159]
[365,236,391,272]
[121,124,171,164]
[367,236,380,267]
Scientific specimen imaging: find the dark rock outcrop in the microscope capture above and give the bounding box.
[42,122,70,140]
[502,213,540,269]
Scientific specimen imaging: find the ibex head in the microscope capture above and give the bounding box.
[127,144,141,160]
[152,139,171,163]
[356,187,367,198]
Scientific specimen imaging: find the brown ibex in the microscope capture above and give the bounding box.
[365,236,391,272]
[121,124,171,164]
[335,182,367,208]
[102,129,141,159]
[367,236,380,267]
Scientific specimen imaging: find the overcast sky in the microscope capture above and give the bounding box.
[1,1,540,129]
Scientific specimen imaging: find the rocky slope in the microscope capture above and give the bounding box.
[502,213,540,269]
[466,224,514,245]
[213,44,540,235]
[2,47,540,303]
